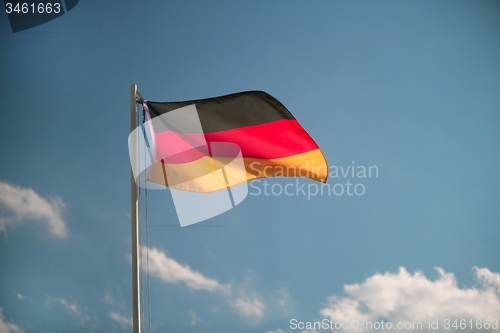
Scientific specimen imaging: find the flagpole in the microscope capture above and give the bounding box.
[130,84,141,333]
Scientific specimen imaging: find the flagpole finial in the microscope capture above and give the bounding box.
[136,90,144,104]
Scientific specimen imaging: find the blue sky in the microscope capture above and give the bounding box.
[1,1,500,332]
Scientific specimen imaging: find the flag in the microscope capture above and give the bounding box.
[140,91,328,193]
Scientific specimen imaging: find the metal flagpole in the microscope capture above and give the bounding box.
[130,84,141,333]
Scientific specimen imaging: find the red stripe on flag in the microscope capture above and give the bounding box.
[154,119,319,164]
[205,119,318,159]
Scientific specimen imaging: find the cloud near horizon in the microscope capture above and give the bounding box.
[319,266,500,332]
[139,246,267,320]
[110,312,133,328]
[231,295,266,320]
[144,246,230,293]
[267,266,500,333]
[44,297,89,324]
[0,182,67,238]
[0,307,24,333]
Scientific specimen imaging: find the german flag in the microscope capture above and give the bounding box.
[143,91,328,192]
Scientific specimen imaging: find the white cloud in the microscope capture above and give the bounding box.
[319,266,500,332]
[277,288,292,315]
[0,182,67,238]
[45,297,89,324]
[231,294,266,320]
[0,307,24,333]
[144,246,230,293]
[139,246,271,321]
[475,266,500,294]
[102,288,127,311]
[189,309,200,326]
[229,275,266,321]
[109,312,132,328]
[102,289,113,304]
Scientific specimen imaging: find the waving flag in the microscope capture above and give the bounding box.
[136,91,328,193]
